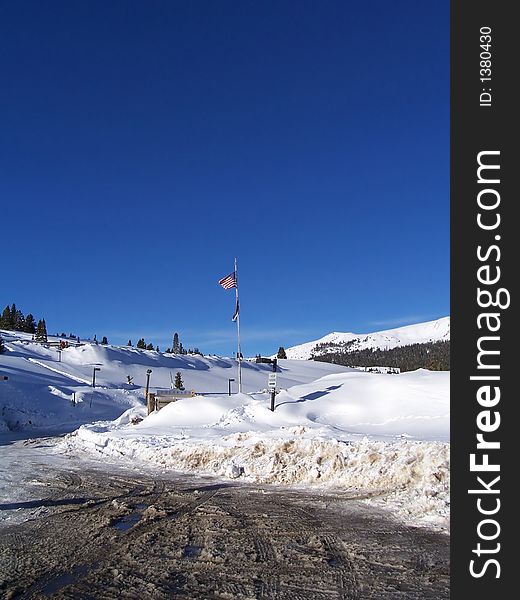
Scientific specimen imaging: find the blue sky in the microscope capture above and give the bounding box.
[1,1,449,356]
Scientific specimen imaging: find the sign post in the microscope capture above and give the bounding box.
[268,359,278,411]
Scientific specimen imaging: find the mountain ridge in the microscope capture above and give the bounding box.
[280,317,450,360]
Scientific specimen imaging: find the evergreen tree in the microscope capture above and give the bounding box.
[173,332,180,354]
[35,319,48,343]
[174,371,184,390]
[136,338,146,349]
[10,304,17,329]
[277,346,287,359]
[0,335,5,354]
[14,310,25,332]
[127,340,132,346]
[146,342,154,351]
[41,319,48,342]
[179,342,184,355]
[0,306,10,329]
[314,340,450,372]
[24,314,36,334]
[156,346,160,352]
[101,336,108,345]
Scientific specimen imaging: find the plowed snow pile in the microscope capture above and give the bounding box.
[60,369,450,529]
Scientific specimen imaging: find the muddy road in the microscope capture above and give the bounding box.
[0,437,449,599]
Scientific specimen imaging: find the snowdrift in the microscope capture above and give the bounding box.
[60,368,450,527]
[0,332,350,432]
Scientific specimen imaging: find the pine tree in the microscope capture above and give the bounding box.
[35,319,48,343]
[101,336,108,345]
[41,319,48,342]
[173,332,180,354]
[156,346,160,352]
[0,306,10,329]
[179,342,184,355]
[136,338,146,349]
[174,371,184,390]
[14,310,25,332]
[127,340,132,346]
[0,335,5,354]
[24,314,36,334]
[277,346,287,359]
[10,304,17,329]
[146,342,154,350]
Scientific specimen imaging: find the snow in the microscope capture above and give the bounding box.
[283,316,450,359]
[1,330,450,529]
[0,331,351,432]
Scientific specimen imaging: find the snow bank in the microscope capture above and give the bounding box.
[58,369,450,528]
[2,332,450,528]
[61,427,448,527]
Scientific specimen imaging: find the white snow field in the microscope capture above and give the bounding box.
[283,316,450,359]
[0,330,449,528]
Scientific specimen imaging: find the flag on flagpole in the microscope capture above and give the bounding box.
[218,272,237,290]
[232,299,239,322]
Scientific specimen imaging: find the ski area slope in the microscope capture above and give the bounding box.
[282,316,450,359]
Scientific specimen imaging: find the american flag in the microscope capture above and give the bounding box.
[218,271,237,290]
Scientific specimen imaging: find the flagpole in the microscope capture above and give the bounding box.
[235,257,242,393]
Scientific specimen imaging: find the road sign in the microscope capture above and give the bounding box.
[268,373,277,389]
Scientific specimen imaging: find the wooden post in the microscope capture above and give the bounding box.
[147,393,156,415]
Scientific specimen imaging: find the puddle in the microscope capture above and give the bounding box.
[183,545,202,559]
[113,512,142,532]
[23,562,99,596]
[327,557,341,568]
[112,503,149,532]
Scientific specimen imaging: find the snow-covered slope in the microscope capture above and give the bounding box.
[0,331,350,432]
[1,329,450,527]
[283,317,450,360]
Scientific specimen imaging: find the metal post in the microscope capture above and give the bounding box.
[92,367,100,388]
[270,359,277,412]
[145,369,152,401]
[228,378,235,396]
[235,257,242,393]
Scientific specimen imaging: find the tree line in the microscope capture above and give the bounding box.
[313,340,450,372]
[2,303,205,357]
[1,303,48,342]
[126,332,202,355]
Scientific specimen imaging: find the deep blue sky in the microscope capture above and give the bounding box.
[1,1,449,356]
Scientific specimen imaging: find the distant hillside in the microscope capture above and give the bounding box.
[281,317,450,360]
[315,340,450,372]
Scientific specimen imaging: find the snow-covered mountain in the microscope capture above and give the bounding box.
[282,317,450,360]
